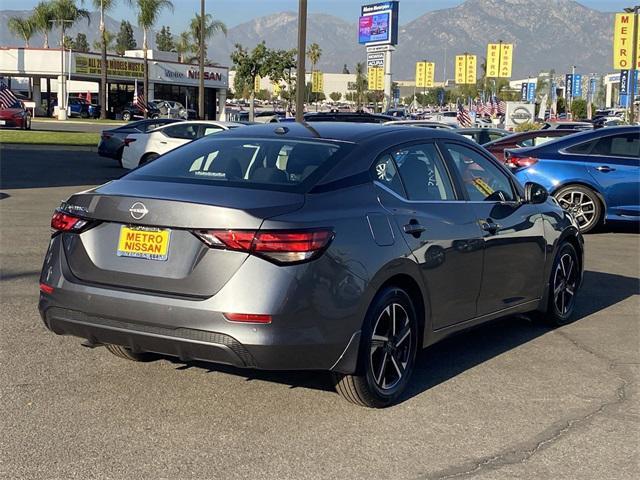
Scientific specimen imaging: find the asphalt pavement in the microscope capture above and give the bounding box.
[0,147,638,479]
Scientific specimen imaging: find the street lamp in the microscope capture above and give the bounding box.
[623,5,639,124]
[50,19,73,120]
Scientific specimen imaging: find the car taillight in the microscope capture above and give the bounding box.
[506,155,538,169]
[50,210,89,232]
[193,229,334,264]
[124,137,136,146]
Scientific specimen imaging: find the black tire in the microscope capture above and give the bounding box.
[140,152,159,165]
[122,111,132,122]
[539,243,580,327]
[25,116,31,130]
[104,344,152,362]
[553,185,602,233]
[333,287,418,408]
[80,110,89,119]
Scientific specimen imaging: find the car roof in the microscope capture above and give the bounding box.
[154,120,244,129]
[511,125,640,154]
[214,121,466,143]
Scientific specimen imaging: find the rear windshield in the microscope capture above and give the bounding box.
[127,137,352,192]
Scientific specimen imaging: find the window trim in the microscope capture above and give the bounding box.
[438,140,523,204]
[370,139,463,203]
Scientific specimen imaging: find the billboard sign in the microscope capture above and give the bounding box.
[358,2,399,46]
[527,82,536,102]
[572,73,583,98]
[367,52,385,68]
[613,13,640,69]
[565,74,573,99]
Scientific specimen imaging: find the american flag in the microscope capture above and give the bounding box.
[0,76,19,109]
[494,96,506,115]
[456,101,472,128]
[133,79,148,112]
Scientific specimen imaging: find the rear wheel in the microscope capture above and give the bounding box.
[333,287,418,408]
[105,344,152,362]
[140,152,159,165]
[554,185,602,233]
[122,111,132,122]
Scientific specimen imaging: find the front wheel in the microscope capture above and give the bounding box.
[554,185,602,233]
[333,287,418,408]
[122,111,132,122]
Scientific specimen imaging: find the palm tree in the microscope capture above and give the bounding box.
[50,0,91,45]
[92,30,115,52]
[133,0,174,117]
[93,1,117,119]
[306,42,322,73]
[30,2,55,48]
[188,12,226,63]
[175,30,192,63]
[8,17,35,47]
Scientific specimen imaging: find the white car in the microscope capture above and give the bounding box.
[121,120,243,169]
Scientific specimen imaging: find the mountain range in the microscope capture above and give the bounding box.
[1,0,615,80]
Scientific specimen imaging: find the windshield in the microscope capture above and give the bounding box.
[127,137,353,193]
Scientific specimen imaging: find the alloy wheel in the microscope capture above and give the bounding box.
[370,303,412,391]
[553,252,577,316]
[556,189,597,231]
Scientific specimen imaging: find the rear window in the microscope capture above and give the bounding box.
[127,137,352,192]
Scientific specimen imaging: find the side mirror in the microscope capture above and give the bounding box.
[524,182,548,204]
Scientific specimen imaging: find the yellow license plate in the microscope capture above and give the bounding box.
[117,226,170,261]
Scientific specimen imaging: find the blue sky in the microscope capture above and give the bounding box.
[1,0,628,32]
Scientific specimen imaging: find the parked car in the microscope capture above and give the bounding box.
[541,121,593,131]
[453,127,509,145]
[505,125,640,232]
[304,111,394,123]
[384,120,456,130]
[40,122,584,408]
[68,97,101,119]
[121,120,243,169]
[0,99,31,129]
[98,118,184,165]
[119,102,161,121]
[484,129,575,162]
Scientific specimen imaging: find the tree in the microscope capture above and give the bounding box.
[188,12,227,62]
[115,20,137,55]
[230,42,269,121]
[342,64,350,74]
[354,62,366,109]
[571,98,594,120]
[134,0,174,117]
[74,32,89,52]
[8,17,35,47]
[306,42,322,72]
[155,25,174,51]
[175,30,192,63]
[30,1,55,48]
[62,34,75,49]
[329,92,342,102]
[93,30,115,53]
[92,1,116,119]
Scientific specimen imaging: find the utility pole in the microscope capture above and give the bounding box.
[50,19,73,120]
[199,0,205,119]
[295,0,307,122]
[624,5,639,124]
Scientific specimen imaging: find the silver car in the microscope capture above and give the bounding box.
[39,123,584,407]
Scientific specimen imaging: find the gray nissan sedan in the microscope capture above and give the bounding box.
[39,123,584,407]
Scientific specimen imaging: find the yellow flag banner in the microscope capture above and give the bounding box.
[415,61,426,88]
[312,71,324,93]
[486,43,513,78]
[499,43,513,78]
[613,13,639,69]
[466,55,477,84]
[455,55,466,85]
[368,67,384,91]
[486,43,500,77]
[425,62,435,87]
[254,75,261,93]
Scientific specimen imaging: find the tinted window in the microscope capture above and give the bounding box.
[128,138,348,192]
[445,143,515,202]
[373,154,405,197]
[565,138,597,154]
[393,144,455,201]
[489,132,505,141]
[591,133,640,158]
[202,126,223,137]
[162,124,199,140]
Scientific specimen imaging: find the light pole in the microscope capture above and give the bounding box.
[624,5,639,124]
[198,0,205,119]
[295,0,307,122]
[50,19,73,120]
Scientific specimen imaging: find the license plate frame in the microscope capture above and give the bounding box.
[117,225,170,261]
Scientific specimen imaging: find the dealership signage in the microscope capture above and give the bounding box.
[486,42,513,78]
[75,55,144,78]
[358,1,399,46]
[454,54,476,85]
[613,13,640,69]
[367,52,385,68]
[565,74,573,99]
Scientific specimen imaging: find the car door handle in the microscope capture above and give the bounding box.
[480,219,501,234]
[159,141,168,144]
[403,221,426,237]
[596,165,615,172]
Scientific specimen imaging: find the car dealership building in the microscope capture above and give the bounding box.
[0,47,229,119]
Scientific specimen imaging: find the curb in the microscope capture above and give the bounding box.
[0,143,98,152]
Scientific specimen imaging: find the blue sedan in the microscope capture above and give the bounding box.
[505,126,639,232]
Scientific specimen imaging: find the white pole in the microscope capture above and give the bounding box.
[383,49,392,111]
